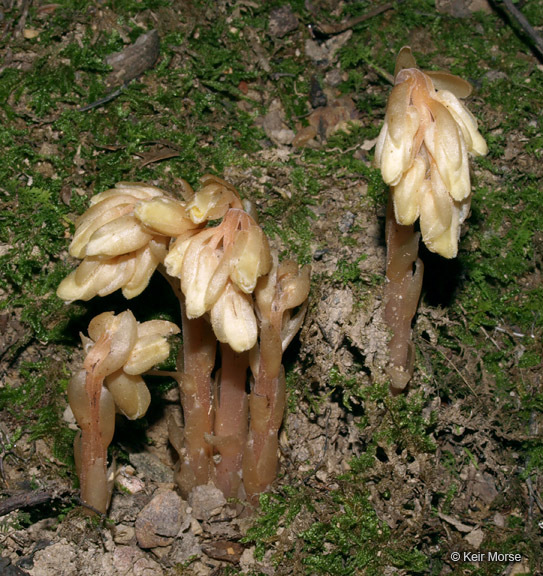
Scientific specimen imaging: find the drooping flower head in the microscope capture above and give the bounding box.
[71,310,180,422]
[57,183,200,302]
[374,47,488,258]
[165,206,272,353]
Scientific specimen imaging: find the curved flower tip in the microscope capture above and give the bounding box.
[134,197,200,237]
[87,310,138,378]
[276,260,311,312]
[124,319,180,375]
[210,283,257,353]
[393,46,417,79]
[105,370,151,420]
[230,225,272,294]
[187,175,243,224]
[80,311,179,417]
[434,90,488,157]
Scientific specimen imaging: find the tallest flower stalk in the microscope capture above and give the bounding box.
[375,46,487,258]
[374,47,487,392]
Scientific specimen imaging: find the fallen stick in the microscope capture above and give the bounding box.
[0,488,73,517]
[493,0,543,62]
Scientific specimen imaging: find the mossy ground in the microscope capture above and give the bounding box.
[1,1,542,574]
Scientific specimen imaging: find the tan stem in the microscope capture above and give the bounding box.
[79,335,112,514]
[244,318,286,502]
[158,266,217,496]
[176,309,216,497]
[211,344,249,499]
[384,196,424,394]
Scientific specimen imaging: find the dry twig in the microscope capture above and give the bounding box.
[491,0,543,62]
[308,2,397,35]
[0,488,73,517]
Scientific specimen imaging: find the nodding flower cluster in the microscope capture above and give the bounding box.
[374,47,487,259]
[374,47,487,393]
[58,175,310,513]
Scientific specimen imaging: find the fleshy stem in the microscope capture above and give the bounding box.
[209,344,249,499]
[384,197,424,394]
[79,334,113,513]
[176,306,216,497]
[243,306,286,502]
[160,266,216,497]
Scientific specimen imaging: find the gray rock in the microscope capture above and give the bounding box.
[113,546,164,575]
[188,484,226,521]
[135,490,185,549]
[129,451,174,483]
[168,531,202,565]
[269,6,299,38]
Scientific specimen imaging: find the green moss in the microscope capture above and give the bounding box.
[243,487,307,562]
[300,488,390,576]
[0,360,75,465]
[261,171,318,265]
[332,256,367,287]
[246,478,429,575]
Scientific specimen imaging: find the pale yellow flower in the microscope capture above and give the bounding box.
[58,182,195,302]
[73,311,179,420]
[186,174,244,224]
[165,208,271,322]
[374,47,487,258]
[210,282,258,353]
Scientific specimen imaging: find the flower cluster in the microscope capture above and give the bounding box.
[374,47,487,258]
[57,182,195,301]
[58,175,310,508]
[165,207,271,352]
[68,310,179,513]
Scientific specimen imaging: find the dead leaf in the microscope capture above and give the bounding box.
[105,30,160,87]
[437,511,476,533]
[137,148,180,167]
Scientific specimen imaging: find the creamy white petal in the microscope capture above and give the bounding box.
[181,239,222,318]
[136,319,180,339]
[121,244,161,300]
[85,215,153,257]
[434,90,488,156]
[426,101,470,201]
[70,201,134,258]
[419,168,454,246]
[423,208,460,259]
[210,283,257,353]
[105,370,150,420]
[230,226,272,294]
[135,197,198,236]
[124,334,173,374]
[392,156,427,225]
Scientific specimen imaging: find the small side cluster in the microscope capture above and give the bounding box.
[68,310,179,513]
